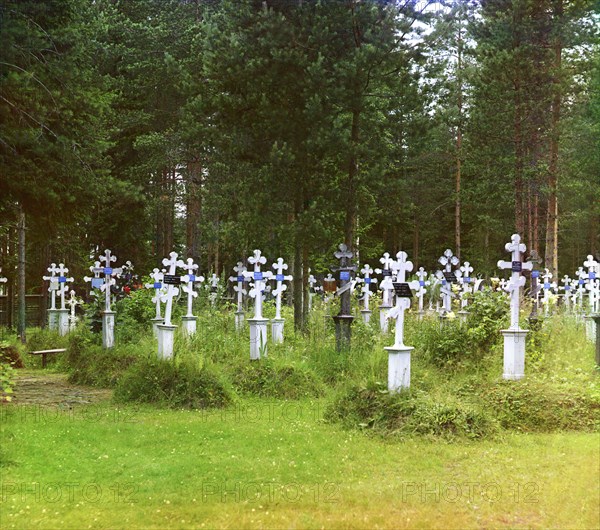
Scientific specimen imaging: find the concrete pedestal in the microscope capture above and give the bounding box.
[500,328,529,380]
[271,318,285,343]
[181,315,197,337]
[57,309,70,336]
[157,324,177,359]
[102,311,116,349]
[151,317,164,338]
[379,305,391,333]
[386,346,413,391]
[584,315,596,342]
[592,314,600,366]
[333,314,354,352]
[48,309,59,331]
[361,309,372,324]
[248,317,268,360]
[235,310,245,332]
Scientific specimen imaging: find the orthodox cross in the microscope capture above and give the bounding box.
[180,257,204,318]
[272,258,292,320]
[229,262,247,313]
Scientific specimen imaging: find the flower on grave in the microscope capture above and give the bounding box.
[446,311,456,319]
[451,284,460,293]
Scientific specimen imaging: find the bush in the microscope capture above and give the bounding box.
[228,358,325,399]
[325,381,496,440]
[0,343,24,369]
[114,357,234,409]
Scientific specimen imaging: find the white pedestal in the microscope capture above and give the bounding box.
[386,346,413,391]
[417,311,425,321]
[584,315,596,342]
[102,311,116,349]
[57,309,70,336]
[501,328,528,380]
[248,317,268,360]
[379,305,391,333]
[271,318,285,343]
[361,309,372,324]
[235,310,245,332]
[181,315,197,337]
[151,317,164,338]
[157,324,177,359]
[458,310,468,324]
[48,309,59,331]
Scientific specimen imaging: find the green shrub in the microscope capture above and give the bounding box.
[466,289,509,351]
[0,362,15,402]
[114,357,234,409]
[480,380,600,432]
[229,358,325,399]
[325,381,496,440]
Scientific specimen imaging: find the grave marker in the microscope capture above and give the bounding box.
[156,252,180,359]
[229,262,247,331]
[180,257,204,336]
[497,234,533,380]
[415,267,430,320]
[66,290,82,331]
[271,257,293,343]
[358,264,377,324]
[145,268,166,336]
[375,252,395,332]
[437,249,459,316]
[332,243,356,351]
[243,250,273,359]
[42,263,61,330]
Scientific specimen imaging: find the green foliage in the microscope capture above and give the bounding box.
[0,363,15,402]
[465,289,510,350]
[114,357,234,409]
[228,358,325,400]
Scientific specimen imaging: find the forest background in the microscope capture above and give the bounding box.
[1,0,598,332]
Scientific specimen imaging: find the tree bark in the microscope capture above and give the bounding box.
[17,203,26,344]
[186,159,203,262]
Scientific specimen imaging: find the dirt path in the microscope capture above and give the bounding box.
[7,370,112,407]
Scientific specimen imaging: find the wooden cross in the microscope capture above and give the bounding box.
[98,249,122,312]
[358,264,377,311]
[375,252,395,307]
[272,257,293,319]
[145,268,166,319]
[415,267,429,313]
[180,257,204,318]
[55,263,74,311]
[43,263,61,310]
[243,249,273,319]
[497,234,533,329]
[160,252,181,327]
[229,262,247,312]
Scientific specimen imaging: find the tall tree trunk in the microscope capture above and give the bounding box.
[344,106,360,251]
[17,204,26,344]
[514,82,525,235]
[186,160,203,262]
[545,0,562,276]
[455,21,463,260]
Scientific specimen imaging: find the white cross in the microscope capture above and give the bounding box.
[439,249,459,273]
[434,269,454,313]
[54,263,74,311]
[375,252,395,307]
[180,257,204,317]
[243,249,273,319]
[229,262,247,312]
[497,234,533,329]
[387,252,419,349]
[561,275,572,309]
[358,264,377,311]
[145,268,166,319]
[0,268,7,295]
[415,267,430,313]
[160,252,180,326]
[272,258,293,319]
[42,263,61,310]
[308,273,317,291]
[66,290,82,328]
[98,249,122,312]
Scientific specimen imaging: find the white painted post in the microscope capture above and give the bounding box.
[438,249,459,316]
[561,275,572,312]
[243,250,273,359]
[95,250,123,349]
[308,271,317,312]
[43,263,61,330]
[55,263,74,336]
[375,252,395,332]
[179,258,204,336]
[386,251,419,391]
[145,268,166,337]
[271,257,292,343]
[415,267,429,320]
[156,252,181,359]
[497,234,533,380]
[229,262,248,331]
[358,264,377,324]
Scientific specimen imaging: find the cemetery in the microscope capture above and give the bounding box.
[1,1,598,529]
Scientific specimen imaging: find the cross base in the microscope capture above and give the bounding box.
[157,324,177,359]
[47,309,59,331]
[379,305,392,333]
[271,318,285,343]
[151,317,164,338]
[592,314,600,366]
[235,310,245,332]
[584,315,597,343]
[500,328,528,380]
[57,309,70,336]
[333,314,354,352]
[181,315,197,337]
[458,310,469,324]
[385,346,413,391]
[360,309,372,324]
[248,317,269,360]
[102,311,116,349]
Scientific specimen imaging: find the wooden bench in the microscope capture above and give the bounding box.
[29,348,66,368]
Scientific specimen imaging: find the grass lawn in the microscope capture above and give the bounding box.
[1,394,599,529]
